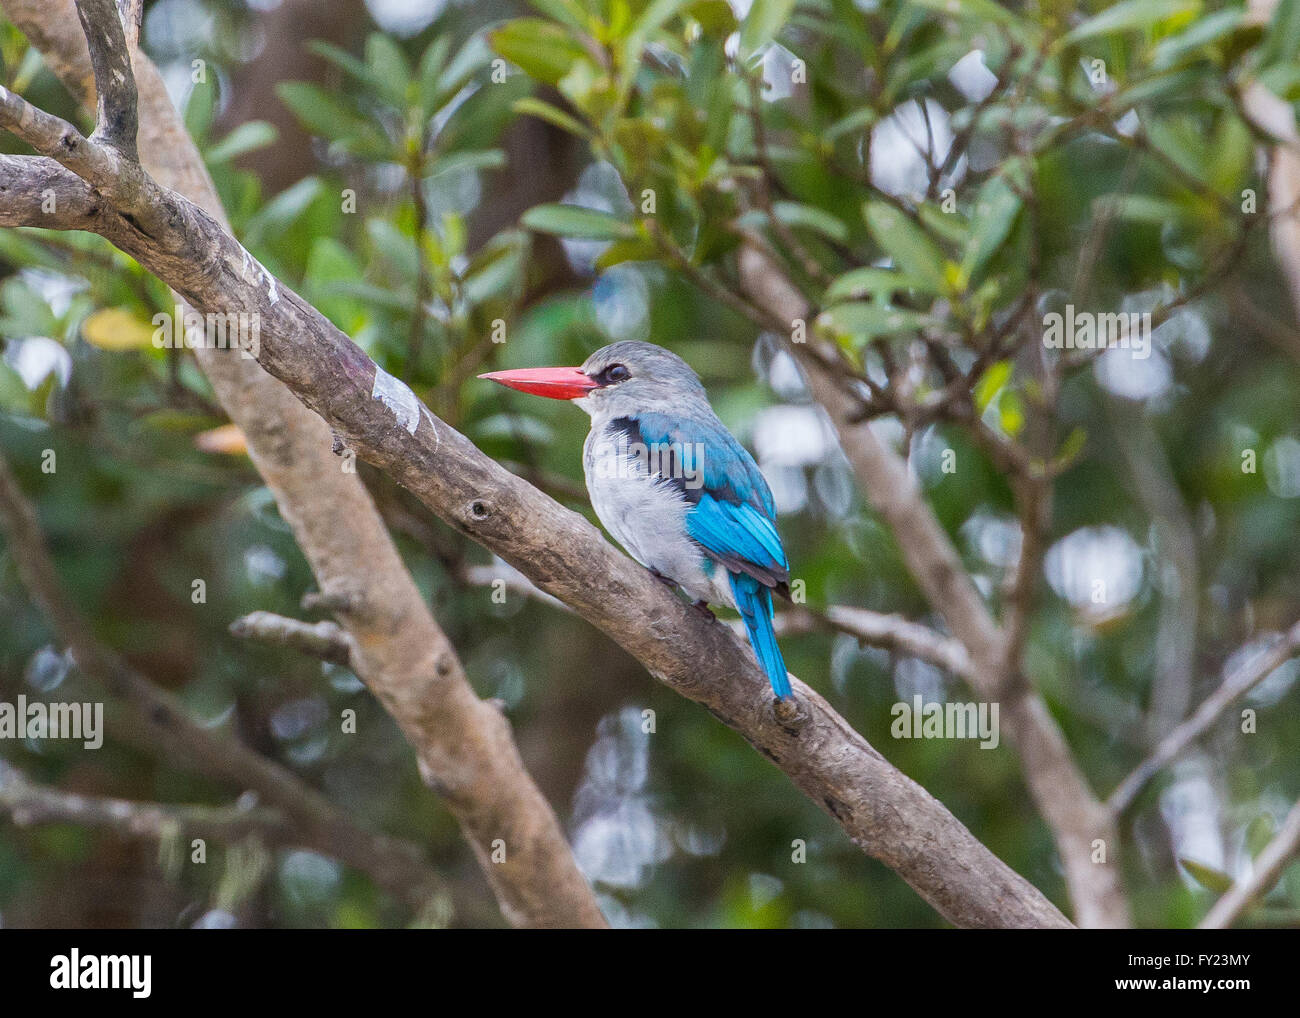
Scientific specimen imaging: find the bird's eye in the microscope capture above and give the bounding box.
[605,364,630,383]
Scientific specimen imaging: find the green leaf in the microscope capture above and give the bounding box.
[365,33,412,107]
[276,82,392,158]
[243,176,325,244]
[624,0,696,69]
[528,0,590,32]
[1259,0,1300,69]
[417,35,453,112]
[686,0,737,35]
[425,149,507,182]
[1091,193,1185,223]
[824,268,921,303]
[1151,8,1243,68]
[817,302,931,342]
[521,203,637,240]
[594,235,659,269]
[907,0,1019,29]
[863,201,948,293]
[1246,815,1277,859]
[1109,66,1206,108]
[309,40,380,90]
[824,107,877,142]
[1145,114,1211,185]
[185,80,215,141]
[205,121,278,164]
[739,0,797,59]
[490,19,591,86]
[962,171,1023,281]
[918,203,968,247]
[1061,0,1200,46]
[998,390,1025,436]
[436,35,493,105]
[1180,858,1234,895]
[366,219,419,281]
[463,230,530,304]
[512,97,590,137]
[772,201,850,244]
[974,360,1012,411]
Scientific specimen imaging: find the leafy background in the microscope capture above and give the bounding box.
[1,0,1299,927]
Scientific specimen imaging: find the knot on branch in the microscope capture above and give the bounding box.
[774,694,810,732]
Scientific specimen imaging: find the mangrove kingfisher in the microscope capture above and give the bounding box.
[481,341,793,701]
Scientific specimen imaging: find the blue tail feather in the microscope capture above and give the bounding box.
[728,572,790,700]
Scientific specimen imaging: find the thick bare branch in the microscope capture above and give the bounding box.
[0,83,125,192]
[0,0,606,929]
[462,564,973,678]
[0,148,1070,927]
[73,0,138,159]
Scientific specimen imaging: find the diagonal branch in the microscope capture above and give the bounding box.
[462,563,972,677]
[735,240,1129,927]
[0,0,605,929]
[1108,623,1300,817]
[0,148,1071,929]
[1199,796,1300,929]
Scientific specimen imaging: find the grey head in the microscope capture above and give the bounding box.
[574,341,709,418]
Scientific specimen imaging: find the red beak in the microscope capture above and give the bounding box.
[478,366,599,400]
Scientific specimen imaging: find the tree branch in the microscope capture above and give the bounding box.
[0,0,605,930]
[462,566,972,678]
[0,100,1071,930]
[0,448,443,909]
[1199,797,1300,929]
[229,611,353,665]
[0,761,295,847]
[735,238,1129,927]
[1108,622,1300,817]
[73,0,138,160]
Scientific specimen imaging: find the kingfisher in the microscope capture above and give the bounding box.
[481,341,793,701]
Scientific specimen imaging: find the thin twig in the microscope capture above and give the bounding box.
[1108,622,1300,816]
[1199,797,1300,929]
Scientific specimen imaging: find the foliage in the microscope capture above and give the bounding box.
[2,0,1300,928]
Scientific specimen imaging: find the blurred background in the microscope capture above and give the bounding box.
[2,0,1300,928]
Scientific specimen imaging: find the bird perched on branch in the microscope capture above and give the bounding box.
[481,341,793,701]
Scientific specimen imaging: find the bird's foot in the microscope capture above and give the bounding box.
[649,568,677,591]
[773,695,809,730]
[691,599,716,620]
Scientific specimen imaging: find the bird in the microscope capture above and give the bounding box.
[480,340,793,701]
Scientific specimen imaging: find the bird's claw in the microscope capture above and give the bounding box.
[773,695,809,729]
[649,568,677,590]
[691,599,716,620]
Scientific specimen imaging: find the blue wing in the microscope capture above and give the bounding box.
[615,410,789,589]
[616,410,792,699]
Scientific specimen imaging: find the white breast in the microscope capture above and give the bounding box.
[582,424,732,607]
